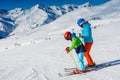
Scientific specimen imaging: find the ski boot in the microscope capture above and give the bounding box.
[86,63,96,69]
[73,68,87,74]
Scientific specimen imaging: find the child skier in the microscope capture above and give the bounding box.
[77,18,95,67]
[64,31,87,73]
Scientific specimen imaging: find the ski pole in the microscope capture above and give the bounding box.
[68,52,78,69]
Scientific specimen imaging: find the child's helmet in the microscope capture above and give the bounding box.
[77,18,85,26]
[64,31,71,40]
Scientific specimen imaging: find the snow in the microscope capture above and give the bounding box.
[0,0,120,80]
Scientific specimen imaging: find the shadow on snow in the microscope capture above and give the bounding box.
[96,59,120,70]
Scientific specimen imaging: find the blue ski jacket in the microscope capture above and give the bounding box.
[81,22,93,43]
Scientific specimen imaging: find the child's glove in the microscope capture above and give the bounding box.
[65,47,70,53]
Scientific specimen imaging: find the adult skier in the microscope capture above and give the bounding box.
[64,31,87,73]
[77,18,95,68]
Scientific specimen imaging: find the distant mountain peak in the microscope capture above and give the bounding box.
[0,8,8,15]
[83,2,93,7]
[31,4,46,10]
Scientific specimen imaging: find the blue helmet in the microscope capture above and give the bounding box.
[77,18,85,26]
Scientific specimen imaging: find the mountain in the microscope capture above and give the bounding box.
[0,4,79,38]
[83,2,93,7]
[0,16,15,38]
[0,9,8,15]
[0,0,120,39]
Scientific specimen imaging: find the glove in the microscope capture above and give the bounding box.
[65,47,70,53]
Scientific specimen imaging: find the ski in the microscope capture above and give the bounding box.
[64,63,112,72]
[59,60,120,77]
[64,68,76,72]
[64,67,76,70]
[58,69,95,77]
[58,71,85,77]
[64,67,97,72]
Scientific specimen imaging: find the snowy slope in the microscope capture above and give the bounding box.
[0,0,120,80]
[0,19,120,80]
[93,0,120,19]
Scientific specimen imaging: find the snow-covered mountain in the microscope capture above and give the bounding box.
[0,16,15,38]
[82,2,93,7]
[0,4,81,38]
[0,0,120,38]
[0,9,8,15]
[0,0,120,80]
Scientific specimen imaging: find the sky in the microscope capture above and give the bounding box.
[0,0,110,10]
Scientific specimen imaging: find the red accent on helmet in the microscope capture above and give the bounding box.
[64,31,71,40]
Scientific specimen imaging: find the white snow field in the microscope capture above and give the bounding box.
[0,0,120,80]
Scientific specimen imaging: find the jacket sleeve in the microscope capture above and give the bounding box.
[69,38,76,51]
[69,33,77,51]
